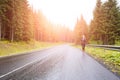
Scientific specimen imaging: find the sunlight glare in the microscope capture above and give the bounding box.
[28,0,97,30]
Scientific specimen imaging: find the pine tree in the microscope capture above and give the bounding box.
[0,0,33,42]
[116,12,120,40]
[2,0,14,41]
[101,0,120,44]
[21,0,32,41]
[0,0,10,40]
[90,0,102,44]
[74,15,88,44]
[90,0,120,45]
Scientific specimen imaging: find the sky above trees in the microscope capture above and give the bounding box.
[28,0,120,30]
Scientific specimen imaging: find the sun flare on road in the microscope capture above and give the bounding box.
[28,0,97,30]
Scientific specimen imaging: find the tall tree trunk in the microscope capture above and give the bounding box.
[0,16,1,40]
[10,0,15,42]
[40,32,42,41]
[2,24,5,40]
[11,27,14,42]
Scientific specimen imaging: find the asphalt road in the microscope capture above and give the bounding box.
[0,45,120,80]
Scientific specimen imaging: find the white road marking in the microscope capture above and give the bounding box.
[0,50,57,79]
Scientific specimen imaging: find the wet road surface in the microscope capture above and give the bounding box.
[0,45,120,80]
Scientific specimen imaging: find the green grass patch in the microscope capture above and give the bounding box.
[0,41,60,57]
[74,45,120,75]
[115,40,120,46]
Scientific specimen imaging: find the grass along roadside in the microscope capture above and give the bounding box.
[74,45,120,76]
[0,41,61,57]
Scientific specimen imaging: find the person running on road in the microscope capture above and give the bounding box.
[81,35,86,51]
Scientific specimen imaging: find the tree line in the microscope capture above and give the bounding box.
[90,0,120,45]
[1,0,120,44]
[74,15,88,44]
[74,0,120,45]
[0,0,31,42]
[0,0,73,42]
[33,11,73,42]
